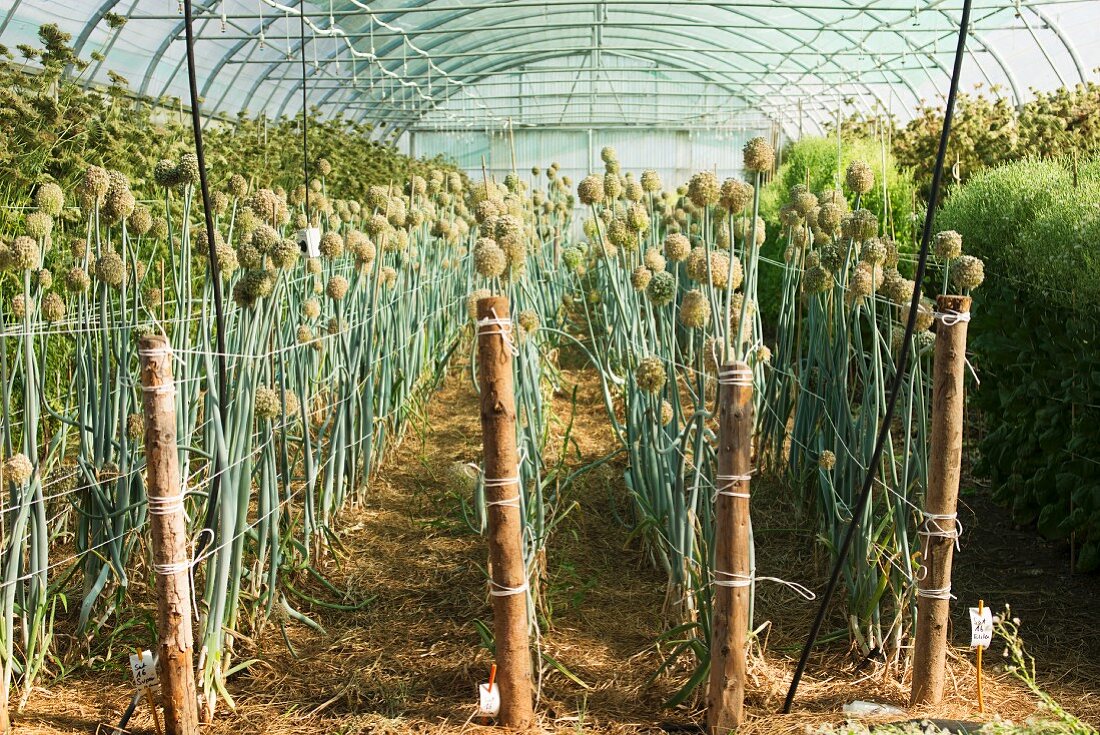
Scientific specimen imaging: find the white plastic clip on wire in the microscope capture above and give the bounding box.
[717,366,753,387]
[934,309,971,326]
[476,308,519,356]
[715,473,753,499]
[919,511,962,551]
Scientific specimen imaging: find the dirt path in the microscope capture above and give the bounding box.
[18,362,1099,734]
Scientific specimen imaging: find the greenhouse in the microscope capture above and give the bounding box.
[0,1,1097,733]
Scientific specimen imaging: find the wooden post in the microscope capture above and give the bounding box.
[476,296,533,729]
[139,335,200,735]
[707,361,753,734]
[910,295,971,706]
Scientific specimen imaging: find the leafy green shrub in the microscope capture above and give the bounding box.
[937,159,1100,572]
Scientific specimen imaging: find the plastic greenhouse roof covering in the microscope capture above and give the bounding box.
[1,0,1097,137]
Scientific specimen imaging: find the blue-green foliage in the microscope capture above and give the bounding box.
[937,158,1100,572]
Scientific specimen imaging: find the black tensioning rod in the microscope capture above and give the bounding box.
[781,0,974,714]
[183,0,229,557]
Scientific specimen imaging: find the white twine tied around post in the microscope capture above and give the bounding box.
[933,309,971,326]
[717,366,753,387]
[712,569,817,601]
[915,511,963,600]
[715,473,753,500]
[934,309,981,386]
[138,343,178,397]
[153,527,213,622]
[466,448,527,510]
[476,307,519,357]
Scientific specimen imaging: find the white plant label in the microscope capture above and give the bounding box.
[478,683,500,716]
[969,607,993,648]
[129,650,159,691]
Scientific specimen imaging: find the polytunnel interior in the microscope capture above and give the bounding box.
[2,0,1098,175]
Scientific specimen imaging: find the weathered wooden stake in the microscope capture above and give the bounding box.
[476,297,533,729]
[139,335,200,735]
[910,295,971,706]
[707,361,754,735]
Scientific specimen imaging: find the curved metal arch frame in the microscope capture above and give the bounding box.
[272,2,914,131]
[61,0,1088,128]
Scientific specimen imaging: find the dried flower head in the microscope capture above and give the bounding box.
[679,288,711,329]
[4,453,33,486]
[845,160,874,194]
[951,254,985,291]
[647,270,677,307]
[636,356,666,394]
[934,230,963,261]
[743,137,775,173]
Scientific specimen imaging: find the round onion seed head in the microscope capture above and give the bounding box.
[143,287,163,308]
[317,158,332,177]
[641,169,662,193]
[604,173,623,200]
[902,298,935,332]
[177,153,201,188]
[818,202,843,231]
[271,238,300,269]
[934,230,963,261]
[94,251,125,287]
[631,266,653,292]
[803,264,832,294]
[517,309,539,334]
[626,203,650,233]
[562,246,585,272]
[860,237,887,265]
[881,269,915,305]
[35,268,52,290]
[847,264,876,302]
[10,236,39,270]
[600,146,618,164]
[382,266,397,288]
[647,270,677,306]
[818,450,836,470]
[326,275,349,301]
[688,171,720,208]
[227,173,248,198]
[42,292,65,323]
[845,160,874,194]
[790,184,819,216]
[951,254,985,291]
[254,386,281,420]
[644,248,666,272]
[297,325,314,344]
[34,182,65,216]
[660,400,674,426]
[5,453,33,485]
[679,289,712,329]
[577,174,605,205]
[474,238,507,279]
[128,204,153,236]
[719,178,753,214]
[126,413,144,441]
[153,159,180,189]
[319,231,345,259]
[664,232,691,262]
[743,137,775,173]
[10,294,26,319]
[82,165,111,203]
[65,266,91,292]
[636,356,666,394]
[624,179,643,202]
[303,298,321,319]
[25,211,53,239]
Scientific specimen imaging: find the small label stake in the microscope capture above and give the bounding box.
[969,606,993,648]
[478,682,501,716]
[129,649,159,691]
